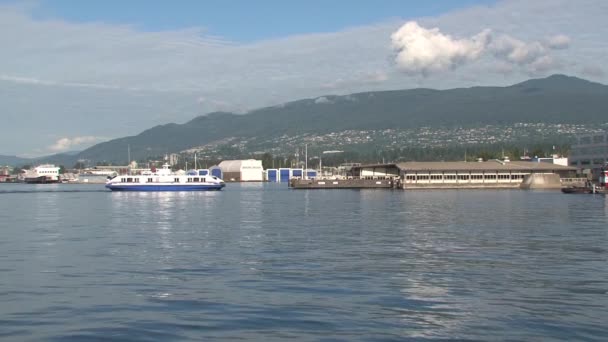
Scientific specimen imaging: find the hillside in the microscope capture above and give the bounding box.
[68,74,608,163]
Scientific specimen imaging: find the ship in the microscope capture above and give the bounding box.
[105,163,225,191]
[22,165,61,184]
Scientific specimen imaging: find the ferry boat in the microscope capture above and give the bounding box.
[22,164,61,184]
[105,163,225,191]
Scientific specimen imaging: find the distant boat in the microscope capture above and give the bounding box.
[23,165,61,184]
[561,186,593,194]
[105,163,225,191]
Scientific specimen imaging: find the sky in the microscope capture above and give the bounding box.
[1,0,606,157]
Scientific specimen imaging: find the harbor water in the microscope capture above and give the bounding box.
[0,183,607,341]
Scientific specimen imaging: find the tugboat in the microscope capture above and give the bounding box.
[561,186,593,194]
[105,163,225,191]
[561,164,608,194]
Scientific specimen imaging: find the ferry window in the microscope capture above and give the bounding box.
[121,178,126,182]
[194,177,199,182]
[417,175,429,180]
[458,175,469,180]
[174,178,179,182]
[127,178,133,182]
[187,178,192,182]
[485,174,496,179]
[148,178,153,182]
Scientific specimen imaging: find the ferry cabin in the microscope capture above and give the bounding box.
[116,175,216,184]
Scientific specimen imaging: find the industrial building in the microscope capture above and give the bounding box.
[265,168,318,182]
[569,131,608,179]
[217,159,264,182]
[350,160,577,189]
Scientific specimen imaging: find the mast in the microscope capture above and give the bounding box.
[304,144,308,179]
[195,153,197,170]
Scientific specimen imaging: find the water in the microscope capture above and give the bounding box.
[1,183,607,341]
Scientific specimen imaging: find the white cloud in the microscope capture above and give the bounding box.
[391,21,569,75]
[314,96,331,104]
[391,21,491,74]
[547,34,571,49]
[49,136,107,152]
[490,35,547,64]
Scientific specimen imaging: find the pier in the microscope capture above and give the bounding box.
[290,160,577,190]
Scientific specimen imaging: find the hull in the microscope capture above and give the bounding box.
[24,176,59,184]
[105,183,225,191]
[561,187,592,194]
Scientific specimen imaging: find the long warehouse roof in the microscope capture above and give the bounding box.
[357,161,576,172]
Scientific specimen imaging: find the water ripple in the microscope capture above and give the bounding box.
[0,184,607,340]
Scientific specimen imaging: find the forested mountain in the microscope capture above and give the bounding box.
[17,74,608,165]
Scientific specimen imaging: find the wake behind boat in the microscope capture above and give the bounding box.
[105,163,225,191]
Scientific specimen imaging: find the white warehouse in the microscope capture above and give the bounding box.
[218,159,264,182]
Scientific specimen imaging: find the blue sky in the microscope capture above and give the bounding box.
[1,0,606,156]
[28,0,497,41]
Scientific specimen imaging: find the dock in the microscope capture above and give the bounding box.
[289,160,580,190]
[289,178,394,189]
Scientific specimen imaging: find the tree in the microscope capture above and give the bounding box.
[260,153,274,169]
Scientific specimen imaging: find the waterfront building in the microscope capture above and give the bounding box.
[351,160,576,189]
[0,166,11,182]
[569,131,608,179]
[218,159,264,182]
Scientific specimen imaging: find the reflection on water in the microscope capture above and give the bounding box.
[0,184,606,341]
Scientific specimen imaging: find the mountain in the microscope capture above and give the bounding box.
[68,74,608,163]
[0,152,81,167]
[0,155,30,166]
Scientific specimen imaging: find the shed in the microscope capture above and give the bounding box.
[218,159,264,182]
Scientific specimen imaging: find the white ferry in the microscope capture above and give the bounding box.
[105,163,225,191]
[23,164,61,184]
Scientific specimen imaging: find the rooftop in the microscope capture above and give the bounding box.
[357,160,576,172]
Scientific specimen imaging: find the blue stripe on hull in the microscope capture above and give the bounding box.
[105,184,225,191]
